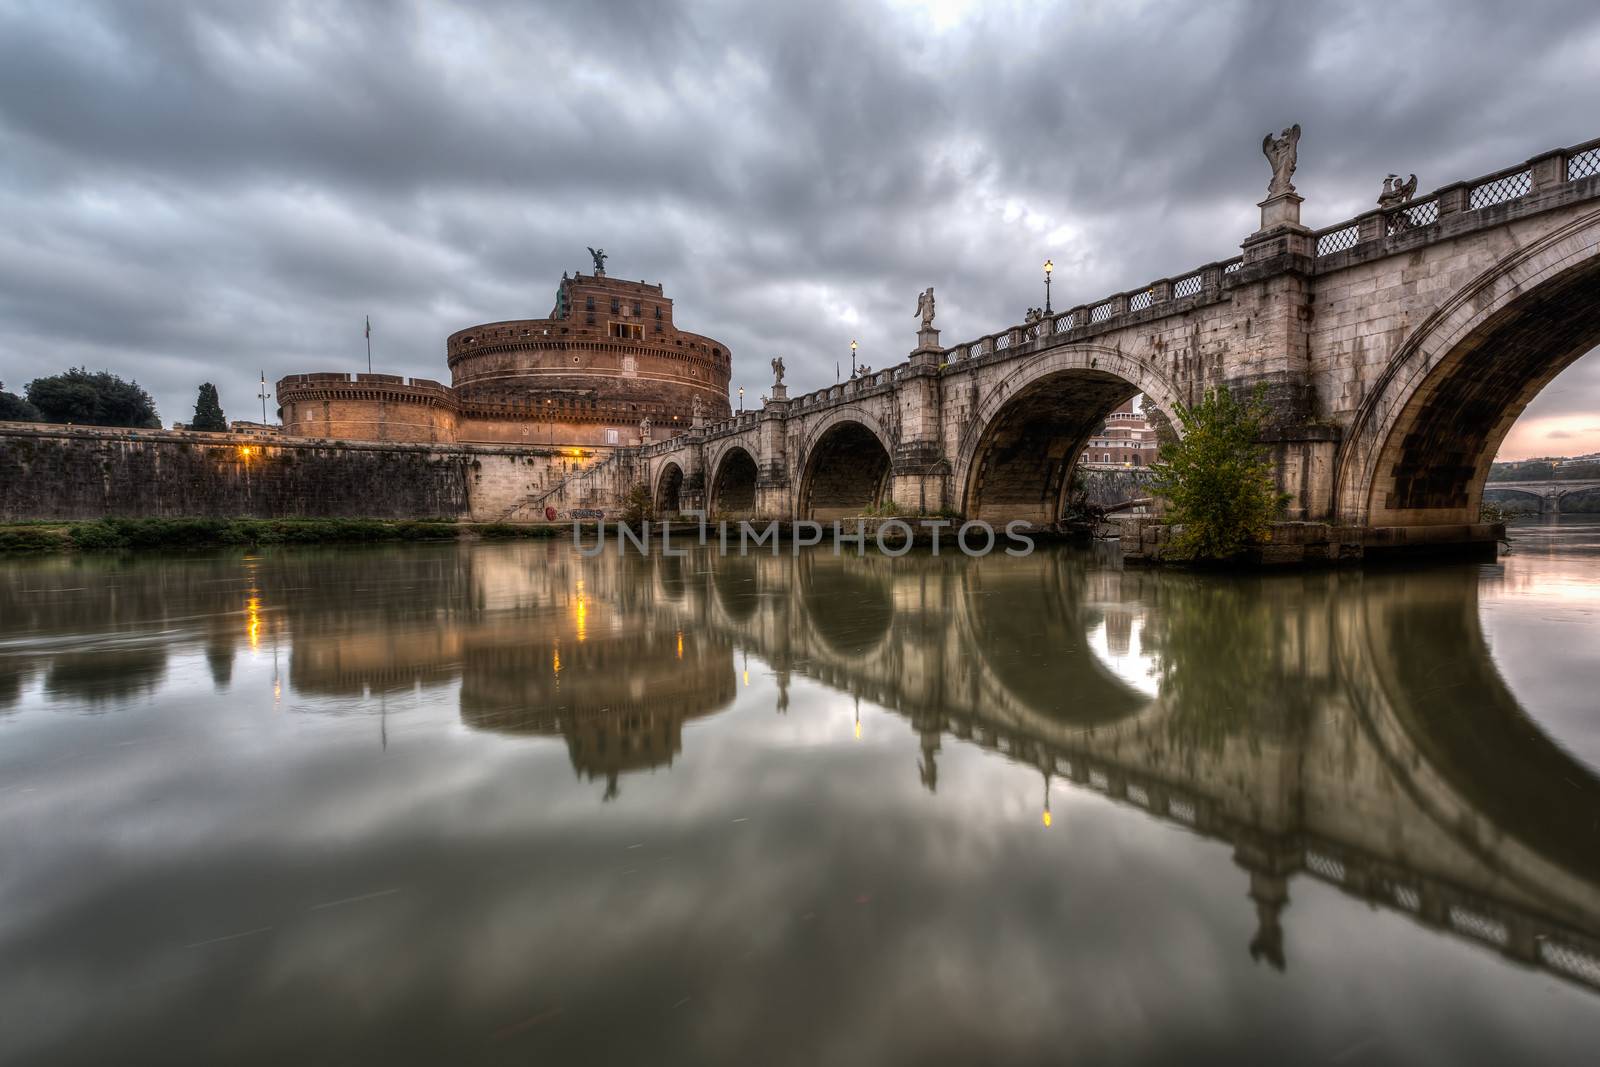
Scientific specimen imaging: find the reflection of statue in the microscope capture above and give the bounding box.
[1377,173,1418,209]
[915,287,936,329]
[1261,124,1301,196]
[587,246,607,275]
[770,356,785,385]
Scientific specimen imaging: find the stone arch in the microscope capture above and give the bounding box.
[952,345,1185,523]
[796,410,895,521]
[1334,208,1600,526]
[707,443,759,518]
[655,460,685,516]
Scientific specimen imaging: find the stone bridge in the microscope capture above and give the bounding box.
[610,134,1600,552]
[1483,479,1600,515]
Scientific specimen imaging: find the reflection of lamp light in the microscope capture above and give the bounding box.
[853,694,861,740]
[1042,773,1053,827]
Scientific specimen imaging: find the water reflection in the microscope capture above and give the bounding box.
[2,533,1600,1062]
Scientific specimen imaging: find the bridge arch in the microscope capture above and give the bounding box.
[952,345,1184,523]
[796,411,894,521]
[707,443,759,519]
[654,461,685,517]
[1334,208,1600,526]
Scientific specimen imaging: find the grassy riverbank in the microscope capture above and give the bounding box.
[0,517,566,555]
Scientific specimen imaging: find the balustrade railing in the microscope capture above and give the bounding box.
[1385,196,1440,235]
[1315,222,1360,257]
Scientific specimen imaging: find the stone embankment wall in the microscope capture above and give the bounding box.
[0,422,626,523]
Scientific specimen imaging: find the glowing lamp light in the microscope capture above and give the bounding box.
[1042,810,1053,828]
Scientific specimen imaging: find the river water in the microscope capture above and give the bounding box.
[2,520,1600,1065]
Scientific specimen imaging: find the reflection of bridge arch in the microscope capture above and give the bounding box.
[955,552,1154,729]
[707,444,759,518]
[796,412,894,521]
[1346,570,1600,909]
[1334,209,1600,526]
[952,345,1184,523]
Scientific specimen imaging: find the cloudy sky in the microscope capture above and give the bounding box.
[1,0,1597,458]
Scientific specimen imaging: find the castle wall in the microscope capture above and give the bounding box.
[0,423,625,524]
[277,374,459,444]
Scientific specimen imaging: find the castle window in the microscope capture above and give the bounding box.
[632,300,641,315]
[610,322,643,340]
[605,428,619,444]
[585,296,594,311]
[585,314,595,325]
[654,306,662,319]
[611,297,620,313]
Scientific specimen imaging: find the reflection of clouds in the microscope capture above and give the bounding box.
[1085,614,1159,698]
[8,543,1600,1061]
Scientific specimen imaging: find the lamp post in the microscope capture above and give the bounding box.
[850,339,858,379]
[257,371,271,425]
[1043,259,1054,315]
[738,386,744,413]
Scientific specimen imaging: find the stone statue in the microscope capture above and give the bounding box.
[691,395,705,421]
[587,246,607,275]
[1378,173,1418,209]
[915,287,936,329]
[1262,124,1301,196]
[770,356,785,385]
[638,416,651,440]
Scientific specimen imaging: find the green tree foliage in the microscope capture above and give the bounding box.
[26,368,161,428]
[190,382,227,432]
[1149,386,1288,561]
[0,385,41,422]
[620,483,654,525]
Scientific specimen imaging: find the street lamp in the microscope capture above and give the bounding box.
[1043,259,1054,315]
[850,339,858,379]
[257,371,271,424]
[738,386,744,412]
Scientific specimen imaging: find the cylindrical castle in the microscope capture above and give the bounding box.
[278,268,732,447]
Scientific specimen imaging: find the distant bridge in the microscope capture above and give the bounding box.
[1484,479,1600,514]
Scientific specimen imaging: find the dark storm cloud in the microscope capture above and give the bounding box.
[1,0,1598,430]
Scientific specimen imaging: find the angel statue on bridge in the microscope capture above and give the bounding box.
[1262,124,1301,196]
[915,286,936,329]
[770,356,785,385]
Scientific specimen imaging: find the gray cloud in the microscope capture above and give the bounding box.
[1,0,1598,432]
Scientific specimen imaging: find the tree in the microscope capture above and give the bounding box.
[620,483,654,526]
[26,368,161,428]
[1149,386,1289,561]
[190,382,227,432]
[0,382,40,422]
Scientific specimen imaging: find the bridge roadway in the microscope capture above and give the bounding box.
[545,134,1600,556]
[229,544,1600,993]
[1483,479,1600,514]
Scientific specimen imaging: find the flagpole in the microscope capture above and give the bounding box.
[365,315,372,374]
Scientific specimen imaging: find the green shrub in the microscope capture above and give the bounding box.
[1149,386,1290,562]
[0,526,70,553]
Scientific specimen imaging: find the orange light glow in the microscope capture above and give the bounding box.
[246,595,262,649]
[236,445,255,460]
